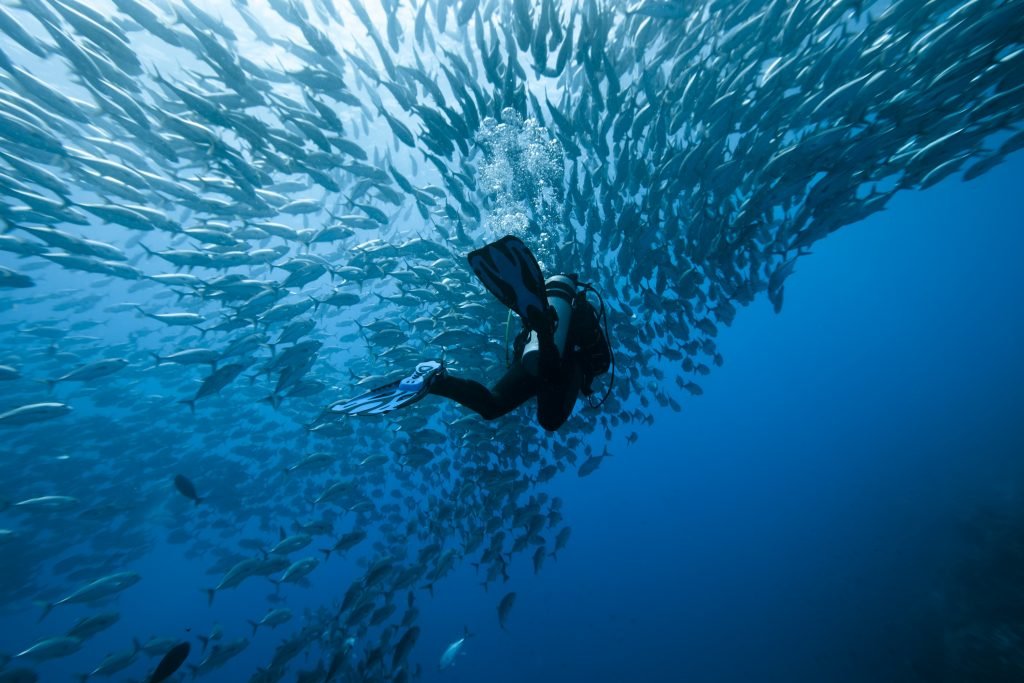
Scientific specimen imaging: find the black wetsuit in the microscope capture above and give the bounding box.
[429,303,595,431]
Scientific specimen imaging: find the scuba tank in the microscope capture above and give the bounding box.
[522,274,576,376]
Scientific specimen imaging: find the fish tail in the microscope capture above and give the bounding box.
[45,379,56,393]
[38,601,54,622]
[319,548,332,562]
[203,589,214,606]
[180,399,196,414]
[149,352,163,367]
[247,620,259,636]
[194,497,202,506]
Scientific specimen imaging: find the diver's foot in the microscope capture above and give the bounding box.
[398,360,445,394]
[329,360,445,416]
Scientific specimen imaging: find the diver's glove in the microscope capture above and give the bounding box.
[529,304,558,337]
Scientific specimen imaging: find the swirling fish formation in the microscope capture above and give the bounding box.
[0,0,1022,680]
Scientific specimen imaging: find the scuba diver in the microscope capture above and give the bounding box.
[330,235,613,431]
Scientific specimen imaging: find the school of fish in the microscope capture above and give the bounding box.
[1,0,1022,680]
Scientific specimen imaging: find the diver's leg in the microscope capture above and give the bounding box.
[536,355,584,431]
[430,364,535,420]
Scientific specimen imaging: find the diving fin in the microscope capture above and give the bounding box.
[467,236,550,330]
[329,361,444,416]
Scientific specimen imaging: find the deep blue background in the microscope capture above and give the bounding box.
[411,153,1024,682]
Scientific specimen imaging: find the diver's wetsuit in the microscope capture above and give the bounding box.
[429,324,584,431]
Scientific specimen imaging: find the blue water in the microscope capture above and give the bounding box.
[3,155,1022,682]
[405,153,1024,682]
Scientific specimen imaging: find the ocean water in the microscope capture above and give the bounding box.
[1,1,1023,682]
[5,158,1021,683]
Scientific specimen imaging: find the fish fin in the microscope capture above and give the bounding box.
[45,379,56,393]
[319,548,332,562]
[247,620,259,636]
[203,589,214,607]
[149,352,163,368]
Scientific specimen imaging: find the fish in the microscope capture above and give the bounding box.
[15,636,82,661]
[38,572,141,621]
[268,528,312,555]
[150,348,219,367]
[187,637,248,677]
[145,642,189,683]
[173,474,202,505]
[9,496,79,513]
[0,403,72,427]
[274,557,320,585]
[247,608,293,635]
[80,641,139,680]
[438,626,473,669]
[205,559,262,605]
[497,591,516,630]
[0,267,34,288]
[320,530,368,561]
[179,363,247,413]
[47,358,129,391]
[65,612,120,641]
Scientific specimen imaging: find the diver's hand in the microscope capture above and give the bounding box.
[526,304,557,337]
